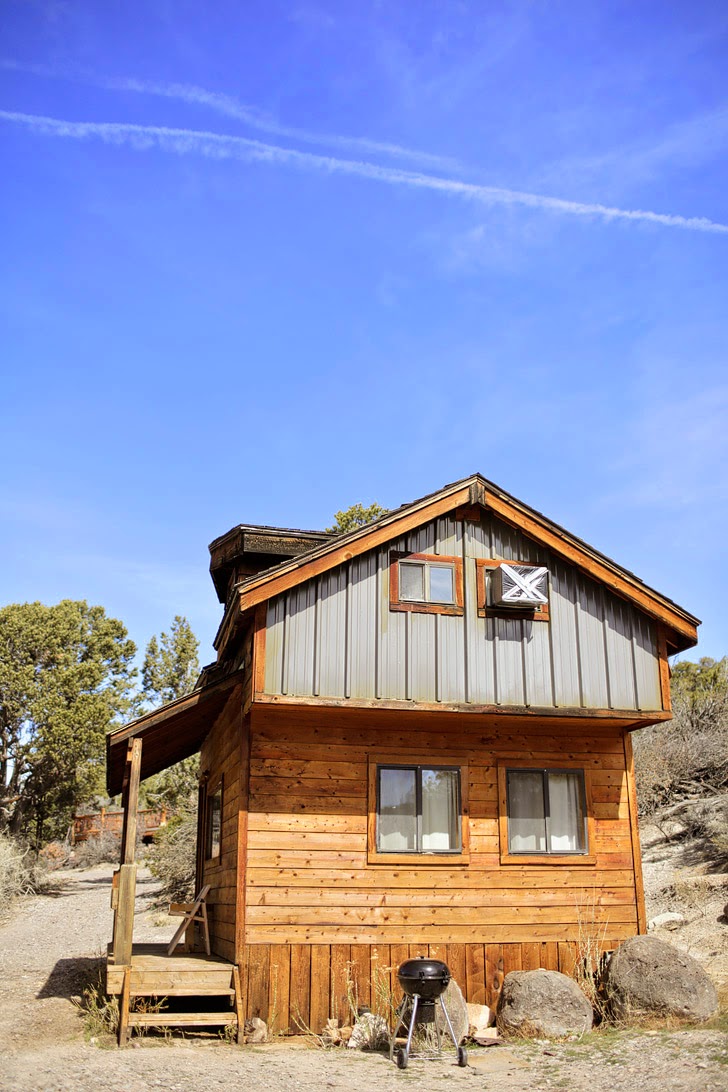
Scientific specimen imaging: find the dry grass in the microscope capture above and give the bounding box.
[0,831,47,918]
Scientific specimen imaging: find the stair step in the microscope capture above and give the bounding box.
[130,988,235,998]
[128,1011,236,1026]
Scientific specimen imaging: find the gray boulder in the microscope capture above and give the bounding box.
[435,978,469,1044]
[497,969,593,1039]
[605,935,718,1023]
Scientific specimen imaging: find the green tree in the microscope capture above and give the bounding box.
[140,616,201,811]
[0,600,137,845]
[141,615,200,708]
[327,502,388,534]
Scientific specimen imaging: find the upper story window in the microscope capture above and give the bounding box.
[389,552,464,616]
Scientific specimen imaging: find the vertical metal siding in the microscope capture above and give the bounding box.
[349,553,378,699]
[317,568,347,698]
[261,512,663,712]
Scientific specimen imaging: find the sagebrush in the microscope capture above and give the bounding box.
[147,812,196,902]
[0,831,47,919]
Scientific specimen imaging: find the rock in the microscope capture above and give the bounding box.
[467,1001,494,1038]
[604,935,718,1023]
[347,1011,389,1050]
[244,1016,267,1043]
[648,912,685,931]
[472,1026,500,1045]
[435,978,469,1045]
[496,970,593,1040]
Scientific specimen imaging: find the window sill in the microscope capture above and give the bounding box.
[389,601,464,617]
[499,852,596,866]
[368,849,470,866]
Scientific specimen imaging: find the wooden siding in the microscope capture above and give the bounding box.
[240,702,641,1027]
[264,512,662,712]
[239,937,619,1031]
[199,687,244,964]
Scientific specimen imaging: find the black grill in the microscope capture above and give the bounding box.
[393,958,467,1070]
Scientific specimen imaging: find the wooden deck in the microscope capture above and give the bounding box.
[106,944,243,1044]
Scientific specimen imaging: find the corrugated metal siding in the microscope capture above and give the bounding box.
[263,513,663,711]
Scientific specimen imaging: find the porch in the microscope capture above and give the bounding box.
[106,943,242,1045]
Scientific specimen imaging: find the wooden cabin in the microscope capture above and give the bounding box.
[105,474,699,1039]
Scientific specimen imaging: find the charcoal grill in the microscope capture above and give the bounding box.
[393,958,467,1069]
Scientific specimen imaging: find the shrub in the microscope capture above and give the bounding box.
[71,830,121,868]
[633,656,728,815]
[0,831,47,919]
[147,813,196,902]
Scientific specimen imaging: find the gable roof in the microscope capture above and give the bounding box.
[213,474,700,655]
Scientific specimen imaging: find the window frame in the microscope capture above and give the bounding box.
[368,757,470,865]
[204,775,223,863]
[389,551,464,617]
[475,559,550,621]
[497,760,595,865]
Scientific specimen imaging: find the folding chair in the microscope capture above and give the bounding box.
[167,883,211,955]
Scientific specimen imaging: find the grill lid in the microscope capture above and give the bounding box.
[397,958,451,998]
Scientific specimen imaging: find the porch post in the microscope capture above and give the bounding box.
[111,737,142,966]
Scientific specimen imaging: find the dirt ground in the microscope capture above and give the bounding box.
[0,857,726,1092]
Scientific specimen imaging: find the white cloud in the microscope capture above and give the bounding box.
[3,108,728,236]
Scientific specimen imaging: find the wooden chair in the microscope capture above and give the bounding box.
[167,883,211,956]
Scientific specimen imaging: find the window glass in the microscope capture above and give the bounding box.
[429,565,454,603]
[507,770,547,853]
[399,563,425,602]
[548,771,586,853]
[507,769,587,854]
[421,768,460,851]
[206,784,222,859]
[377,765,461,854]
[378,767,417,851]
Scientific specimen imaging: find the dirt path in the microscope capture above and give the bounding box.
[1,865,726,1091]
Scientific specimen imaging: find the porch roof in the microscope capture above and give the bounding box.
[106,672,241,795]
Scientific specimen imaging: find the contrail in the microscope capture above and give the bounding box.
[2,108,727,236]
[0,59,459,171]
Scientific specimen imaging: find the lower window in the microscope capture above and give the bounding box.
[377,765,461,854]
[205,778,222,861]
[506,768,588,855]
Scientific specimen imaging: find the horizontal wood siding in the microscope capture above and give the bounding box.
[199,687,243,963]
[242,702,640,1028]
[264,512,662,712]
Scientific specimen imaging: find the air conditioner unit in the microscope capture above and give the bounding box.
[491,564,548,609]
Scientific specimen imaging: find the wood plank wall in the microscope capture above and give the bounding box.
[198,687,243,964]
[240,702,640,1029]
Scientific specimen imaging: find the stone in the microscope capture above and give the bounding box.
[472,1026,500,1045]
[648,912,685,931]
[244,1016,268,1043]
[467,1001,494,1038]
[604,935,718,1023]
[496,969,593,1040]
[435,978,469,1045]
[347,1011,389,1050]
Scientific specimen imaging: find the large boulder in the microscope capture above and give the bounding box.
[496,969,593,1039]
[604,935,718,1023]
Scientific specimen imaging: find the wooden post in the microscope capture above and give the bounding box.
[120,738,143,865]
[111,738,142,967]
[118,966,131,1047]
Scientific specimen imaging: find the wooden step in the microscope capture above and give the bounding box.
[128,987,235,998]
[128,1011,236,1027]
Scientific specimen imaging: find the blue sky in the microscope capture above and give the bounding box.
[1,1,726,670]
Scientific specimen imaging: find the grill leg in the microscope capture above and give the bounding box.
[438,995,461,1051]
